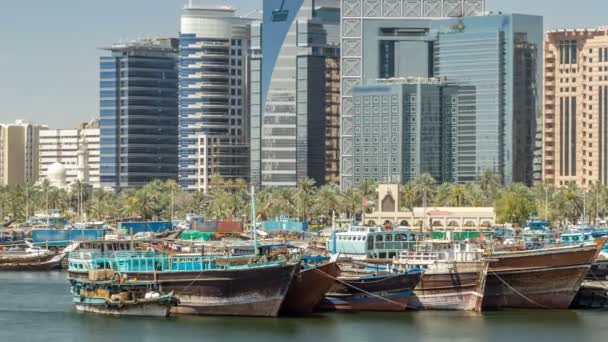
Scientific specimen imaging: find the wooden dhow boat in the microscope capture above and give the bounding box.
[279,256,340,315]
[393,240,488,312]
[67,251,299,317]
[319,265,422,312]
[483,241,602,309]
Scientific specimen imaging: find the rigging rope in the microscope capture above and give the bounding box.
[489,270,553,309]
[312,267,408,310]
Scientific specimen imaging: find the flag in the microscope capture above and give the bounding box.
[362,197,368,208]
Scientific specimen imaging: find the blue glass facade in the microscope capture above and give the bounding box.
[251,0,340,187]
[99,38,179,190]
[342,13,541,187]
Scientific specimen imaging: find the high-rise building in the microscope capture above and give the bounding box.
[351,77,458,185]
[38,120,100,188]
[339,0,486,189]
[0,120,47,186]
[434,14,542,185]
[543,29,608,187]
[250,0,340,188]
[340,7,542,187]
[178,6,251,192]
[99,38,179,191]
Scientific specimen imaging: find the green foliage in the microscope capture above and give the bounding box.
[0,170,604,227]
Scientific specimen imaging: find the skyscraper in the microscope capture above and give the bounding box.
[351,77,458,185]
[543,29,608,187]
[340,6,542,187]
[339,0,486,189]
[434,14,542,185]
[250,0,340,188]
[99,38,179,191]
[0,120,47,186]
[178,6,251,192]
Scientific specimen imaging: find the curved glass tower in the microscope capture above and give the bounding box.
[178,6,251,192]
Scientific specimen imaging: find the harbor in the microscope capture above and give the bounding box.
[0,271,605,342]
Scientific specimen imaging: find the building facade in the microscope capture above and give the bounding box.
[250,0,340,188]
[340,8,543,187]
[542,29,608,187]
[0,120,47,186]
[351,77,458,185]
[178,6,251,192]
[38,120,100,188]
[99,38,179,191]
[340,0,486,189]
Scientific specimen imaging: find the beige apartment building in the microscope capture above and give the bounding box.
[543,29,608,187]
[0,120,47,185]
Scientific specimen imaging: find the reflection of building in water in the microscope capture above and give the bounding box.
[365,184,496,228]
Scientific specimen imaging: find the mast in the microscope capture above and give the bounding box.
[251,185,258,256]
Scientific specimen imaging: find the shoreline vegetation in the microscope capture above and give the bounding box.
[0,171,603,227]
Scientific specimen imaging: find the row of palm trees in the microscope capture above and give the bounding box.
[1,171,606,226]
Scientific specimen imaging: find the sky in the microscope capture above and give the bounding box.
[1,0,607,128]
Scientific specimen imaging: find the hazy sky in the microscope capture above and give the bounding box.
[1,0,606,128]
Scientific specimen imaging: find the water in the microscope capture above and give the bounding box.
[0,272,605,342]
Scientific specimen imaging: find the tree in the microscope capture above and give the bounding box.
[400,183,417,211]
[494,191,535,224]
[478,169,502,200]
[413,173,436,208]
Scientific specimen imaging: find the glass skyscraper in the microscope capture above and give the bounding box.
[351,78,458,185]
[99,38,178,190]
[251,0,340,187]
[433,14,542,184]
[340,8,542,187]
[178,6,251,192]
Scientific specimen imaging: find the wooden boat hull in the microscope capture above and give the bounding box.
[73,297,172,317]
[0,253,57,265]
[0,254,64,271]
[280,261,340,315]
[331,271,422,295]
[483,245,598,309]
[71,263,298,317]
[319,271,422,312]
[319,290,411,312]
[409,267,486,311]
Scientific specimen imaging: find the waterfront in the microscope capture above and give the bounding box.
[0,272,604,342]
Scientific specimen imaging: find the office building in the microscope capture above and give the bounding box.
[351,77,458,185]
[0,120,47,186]
[543,29,608,187]
[340,7,543,187]
[250,0,340,187]
[38,120,100,188]
[434,14,542,184]
[99,38,179,191]
[178,6,251,192]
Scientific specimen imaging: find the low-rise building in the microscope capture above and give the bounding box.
[38,120,100,188]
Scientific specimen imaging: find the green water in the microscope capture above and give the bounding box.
[0,272,605,342]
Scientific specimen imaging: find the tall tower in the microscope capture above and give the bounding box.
[178,6,251,192]
[99,38,179,191]
[0,120,47,186]
[250,0,340,188]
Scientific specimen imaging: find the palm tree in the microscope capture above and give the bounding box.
[478,169,502,200]
[413,173,436,209]
[39,178,53,219]
[553,183,583,225]
[399,183,417,211]
[295,177,317,221]
[312,183,340,223]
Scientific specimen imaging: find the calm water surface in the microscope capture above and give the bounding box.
[0,272,605,342]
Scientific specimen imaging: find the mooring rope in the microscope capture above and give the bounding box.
[312,267,408,310]
[489,270,553,309]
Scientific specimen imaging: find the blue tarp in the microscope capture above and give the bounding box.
[117,221,173,235]
[261,220,308,232]
[32,229,106,244]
